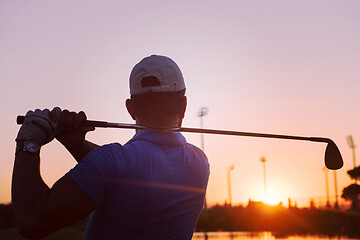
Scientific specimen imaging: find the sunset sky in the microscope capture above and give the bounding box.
[1,0,359,208]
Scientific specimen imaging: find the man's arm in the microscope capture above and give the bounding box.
[12,150,96,239]
[54,109,98,162]
[59,139,99,163]
[12,108,98,238]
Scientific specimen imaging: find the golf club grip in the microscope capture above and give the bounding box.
[16,115,109,128]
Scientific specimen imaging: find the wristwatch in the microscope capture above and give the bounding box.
[16,141,40,154]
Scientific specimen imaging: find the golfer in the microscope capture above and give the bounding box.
[12,55,210,239]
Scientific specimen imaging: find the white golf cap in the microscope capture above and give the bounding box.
[129,55,186,95]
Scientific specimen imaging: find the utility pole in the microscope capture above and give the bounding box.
[347,135,356,168]
[322,167,331,208]
[260,157,267,202]
[227,165,235,206]
[198,107,208,209]
[334,170,339,209]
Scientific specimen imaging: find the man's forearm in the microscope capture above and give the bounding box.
[60,140,99,162]
[12,151,50,236]
[12,149,97,239]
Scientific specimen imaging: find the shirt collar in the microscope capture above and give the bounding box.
[128,129,187,146]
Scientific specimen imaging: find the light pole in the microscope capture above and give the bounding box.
[322,167,331,208]
[198,107,208,152]
[347,135,356,168]
[260,157,267,202]
[227,165,235,206]
[334,170,339,209]
[198,107,208,209]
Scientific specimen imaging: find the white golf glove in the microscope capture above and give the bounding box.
[16,107,61,146]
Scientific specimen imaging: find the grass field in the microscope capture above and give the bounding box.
[0,228,84,240]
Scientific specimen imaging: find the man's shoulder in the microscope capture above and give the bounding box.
[184,143,208,160]
[94,142,123,151]
[86,143,125,160]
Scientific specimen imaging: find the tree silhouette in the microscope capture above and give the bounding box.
[341,166,360,211]
[342,184,360,210]
[347,166,360,181]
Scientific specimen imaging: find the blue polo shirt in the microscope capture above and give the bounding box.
[66,130,209,240]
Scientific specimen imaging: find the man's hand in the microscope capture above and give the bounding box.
[53,109,97,162]
[54,109,95,146]
[16,108,61,146]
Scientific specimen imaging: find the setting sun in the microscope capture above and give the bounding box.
[263,186,285,206]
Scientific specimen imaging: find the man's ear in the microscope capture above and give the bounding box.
[179,96,187,119]
[126,99,136,120]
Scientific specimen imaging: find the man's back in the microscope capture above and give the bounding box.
[67,130,209,239]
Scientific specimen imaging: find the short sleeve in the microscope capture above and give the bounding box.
[66,143,124,206]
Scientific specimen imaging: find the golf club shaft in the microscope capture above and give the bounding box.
[16,115,330,144]
[17,115,344,170]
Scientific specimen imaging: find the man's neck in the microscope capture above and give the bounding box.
[136,118,181,128]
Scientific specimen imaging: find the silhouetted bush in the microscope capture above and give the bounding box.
[0,203,15,229]
[195,202,360,238]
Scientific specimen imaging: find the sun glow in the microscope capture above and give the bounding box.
[263,186,285,206]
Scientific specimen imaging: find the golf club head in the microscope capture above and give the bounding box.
[324,140,343,170]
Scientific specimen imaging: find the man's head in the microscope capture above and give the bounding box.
[126,55,187,127]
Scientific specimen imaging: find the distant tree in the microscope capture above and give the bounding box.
[341,164,360,211]
[309,198,316,209]
[341,184,360,210]
[288,198,292,208]
[347,166,360,181]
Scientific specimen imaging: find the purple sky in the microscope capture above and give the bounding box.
[1,0,359,207]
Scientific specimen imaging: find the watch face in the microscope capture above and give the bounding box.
[26,142,39,153]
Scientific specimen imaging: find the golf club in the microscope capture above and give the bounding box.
[17,115,343,170]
